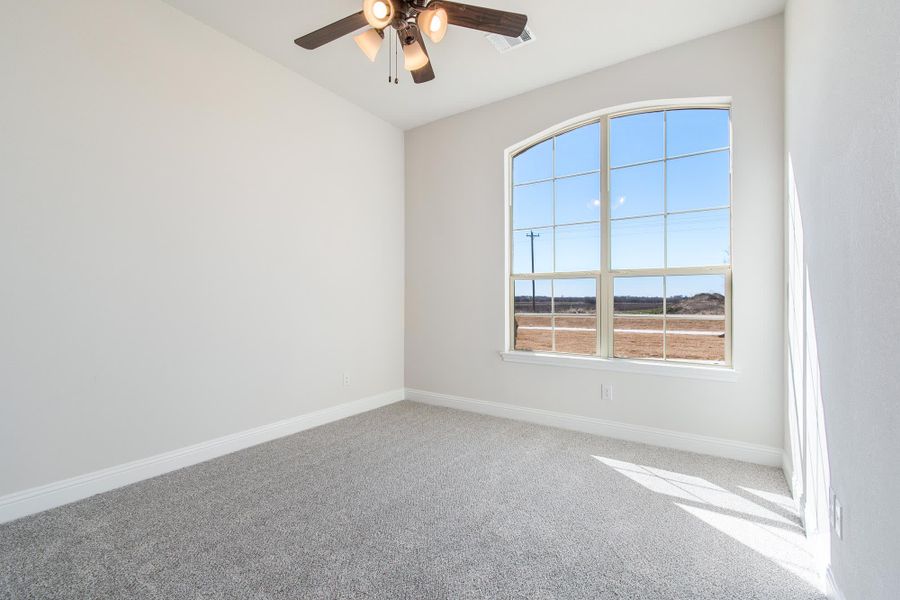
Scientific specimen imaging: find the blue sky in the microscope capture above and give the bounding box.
[512,108,730,276]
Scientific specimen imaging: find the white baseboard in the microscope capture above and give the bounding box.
[825,567,846,600]
[406,388,783,467]
[0,389,405,524]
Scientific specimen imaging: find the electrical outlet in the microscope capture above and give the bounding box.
[832,493,843,539]
[601,384,612,402]
[828,486,834,517]
[342,372,351,387]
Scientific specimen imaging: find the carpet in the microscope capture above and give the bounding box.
[0,401,824,599]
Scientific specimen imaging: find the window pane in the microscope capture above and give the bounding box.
[555,223,600,272]
[610,111,664,167]
[553,278,597,314]
[667,209,730,267]
[512,228,552,274]
[614,316,664,359]
[614,277,663,314]
[513,181,553,230]
[667,150,730,212]
[514,279,551,313]
[665,319,726,362]
[555,316,597,354]
[611,216,664,270]
[613,278,664,359]
[666,275,726,315]
[555,123,600,177]
[514,280,551,351]
[515,320,553,351]
[556,173,600,225]
[666,109,730,157]
[513,139,552,184]
[610,162,664,219]
[553,278,596,356]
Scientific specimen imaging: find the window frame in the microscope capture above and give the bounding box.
[504,98,734,371]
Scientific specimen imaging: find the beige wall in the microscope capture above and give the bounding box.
[785,1,900,598]
[0,0,404,495]
[405,17,785,448]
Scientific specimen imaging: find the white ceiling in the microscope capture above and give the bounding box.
[162,0,785,129]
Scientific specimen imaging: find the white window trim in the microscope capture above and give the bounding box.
[503,97,735,377]
[499,351,738,382]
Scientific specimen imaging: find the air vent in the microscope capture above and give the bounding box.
[486,26,535,53]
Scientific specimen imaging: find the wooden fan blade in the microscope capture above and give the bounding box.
[411,29,436,84]
[294,11,368,49]
[436,1,527,38]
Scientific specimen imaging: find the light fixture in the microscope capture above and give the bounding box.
[363,0,394,30]
[417,7,448,44]
[295,1,529,85]
[402,39,429,71]
[354,28,384,62]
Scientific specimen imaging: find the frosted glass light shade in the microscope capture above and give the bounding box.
[402,40,429,71]
[417,8,448,43]
[363,0,394,29]
[354,28,384,62]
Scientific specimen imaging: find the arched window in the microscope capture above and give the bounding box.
[508,103,732,366]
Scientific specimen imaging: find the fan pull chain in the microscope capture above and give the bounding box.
[387,32,392,84]
[394,34,399,84]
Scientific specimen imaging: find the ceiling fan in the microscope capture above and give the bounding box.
[294,0,528,84]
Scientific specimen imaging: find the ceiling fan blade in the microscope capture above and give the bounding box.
[436,1,527,38]
[411,29,436,84]
[294,11,368,49]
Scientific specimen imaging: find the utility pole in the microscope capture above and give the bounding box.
[526,230,540,311]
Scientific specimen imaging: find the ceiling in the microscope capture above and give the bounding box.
[162,0,785,130]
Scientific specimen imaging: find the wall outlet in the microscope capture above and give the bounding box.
[342,372,351,387]
[832,492,843,539]
[601,384,612,402]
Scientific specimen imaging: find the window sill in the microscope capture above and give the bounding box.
[499,351,738,382]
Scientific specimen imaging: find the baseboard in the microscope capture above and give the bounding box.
[405,388,783,466]
[0,389,405,524]
[825,566,846,600]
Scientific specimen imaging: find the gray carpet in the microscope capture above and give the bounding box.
[0,401,824,599]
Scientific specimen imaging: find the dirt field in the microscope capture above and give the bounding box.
[514,315,725,362]
[613,331,725,361]
[663,334,725,361]
[515,328,598,355]
[613,317,725,361]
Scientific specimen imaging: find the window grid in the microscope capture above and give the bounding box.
[508,104,732,366]
[663,112,668,359]
[552,134,556,276]
[511,277,600,355]
[511,143,602,274]
[610,276,728,362]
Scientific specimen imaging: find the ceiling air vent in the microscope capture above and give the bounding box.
[486,26,535,53]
